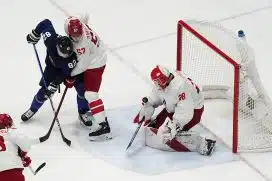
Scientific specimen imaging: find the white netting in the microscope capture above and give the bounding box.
[177,20,272,152]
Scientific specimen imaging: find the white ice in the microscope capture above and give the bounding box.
[1,0,272,180]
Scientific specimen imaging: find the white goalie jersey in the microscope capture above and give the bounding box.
[148,70,204,128]
[0,128,32,172]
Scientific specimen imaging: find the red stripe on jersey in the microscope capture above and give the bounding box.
[89,99,103,108]
[91,105,104,115]
[166,138,190,152]
[149,127,190,152]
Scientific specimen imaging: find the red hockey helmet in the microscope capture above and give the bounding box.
[150,65,172,89]
[66,17,83,40]
[0,113,13,129]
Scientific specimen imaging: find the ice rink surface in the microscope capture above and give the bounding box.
[1,0,272,180]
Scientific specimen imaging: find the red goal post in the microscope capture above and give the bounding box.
[176,20,240,153]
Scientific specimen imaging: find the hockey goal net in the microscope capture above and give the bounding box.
[176,20,272,153]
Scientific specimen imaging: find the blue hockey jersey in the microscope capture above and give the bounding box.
[33,19,77,85]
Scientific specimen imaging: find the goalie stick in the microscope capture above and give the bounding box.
[126,97,149,150]
[126,120,144,151]
[33,45,71,146]
[29,162,46,175]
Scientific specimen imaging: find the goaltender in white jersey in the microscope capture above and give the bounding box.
[134,65,216,155]
[64,15,111,140]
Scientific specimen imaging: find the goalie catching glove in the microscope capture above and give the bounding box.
[157,117,178,143]
[134,97,154,126]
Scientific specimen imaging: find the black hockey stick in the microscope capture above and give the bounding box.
[33,45,71,146]
[126,120,144,150]
[39,86,70,146]
[29,162,46,175]
[126,97,148,150]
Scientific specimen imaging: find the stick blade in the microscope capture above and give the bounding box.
[126,142,132,151]
[34,162,46,175]
[64,138,71,146]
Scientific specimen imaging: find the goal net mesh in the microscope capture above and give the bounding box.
[177,20,272,152]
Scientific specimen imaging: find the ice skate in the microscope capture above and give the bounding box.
[89,118,112,141]
[79,112,94,129]
[21,109,36,122]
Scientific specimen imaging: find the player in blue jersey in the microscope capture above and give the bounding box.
[21,19,91,124]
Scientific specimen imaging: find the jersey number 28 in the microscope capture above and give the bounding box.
[0,136,7,152]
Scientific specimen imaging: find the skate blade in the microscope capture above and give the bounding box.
[89,133,112,141]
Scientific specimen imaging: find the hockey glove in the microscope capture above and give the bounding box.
[64,78,76,88]
[26,30,41,44]
[18,149,32,167]
[134,97,154,125]
[45,82,58,98]
[157,117,177,144]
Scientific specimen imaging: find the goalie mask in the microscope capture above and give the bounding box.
[151,65,173,89]
[0,113,13,129]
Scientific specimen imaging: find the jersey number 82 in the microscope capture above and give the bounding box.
[68,59,77,69]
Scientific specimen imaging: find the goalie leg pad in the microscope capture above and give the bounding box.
[145,127,191,152]
[145,127,216,155]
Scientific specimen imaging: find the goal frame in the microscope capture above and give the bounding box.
[176,20,241,153]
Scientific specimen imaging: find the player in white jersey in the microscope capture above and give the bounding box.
[134,65,216,155]
[0,114,32,181]
[64,15,111,141]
